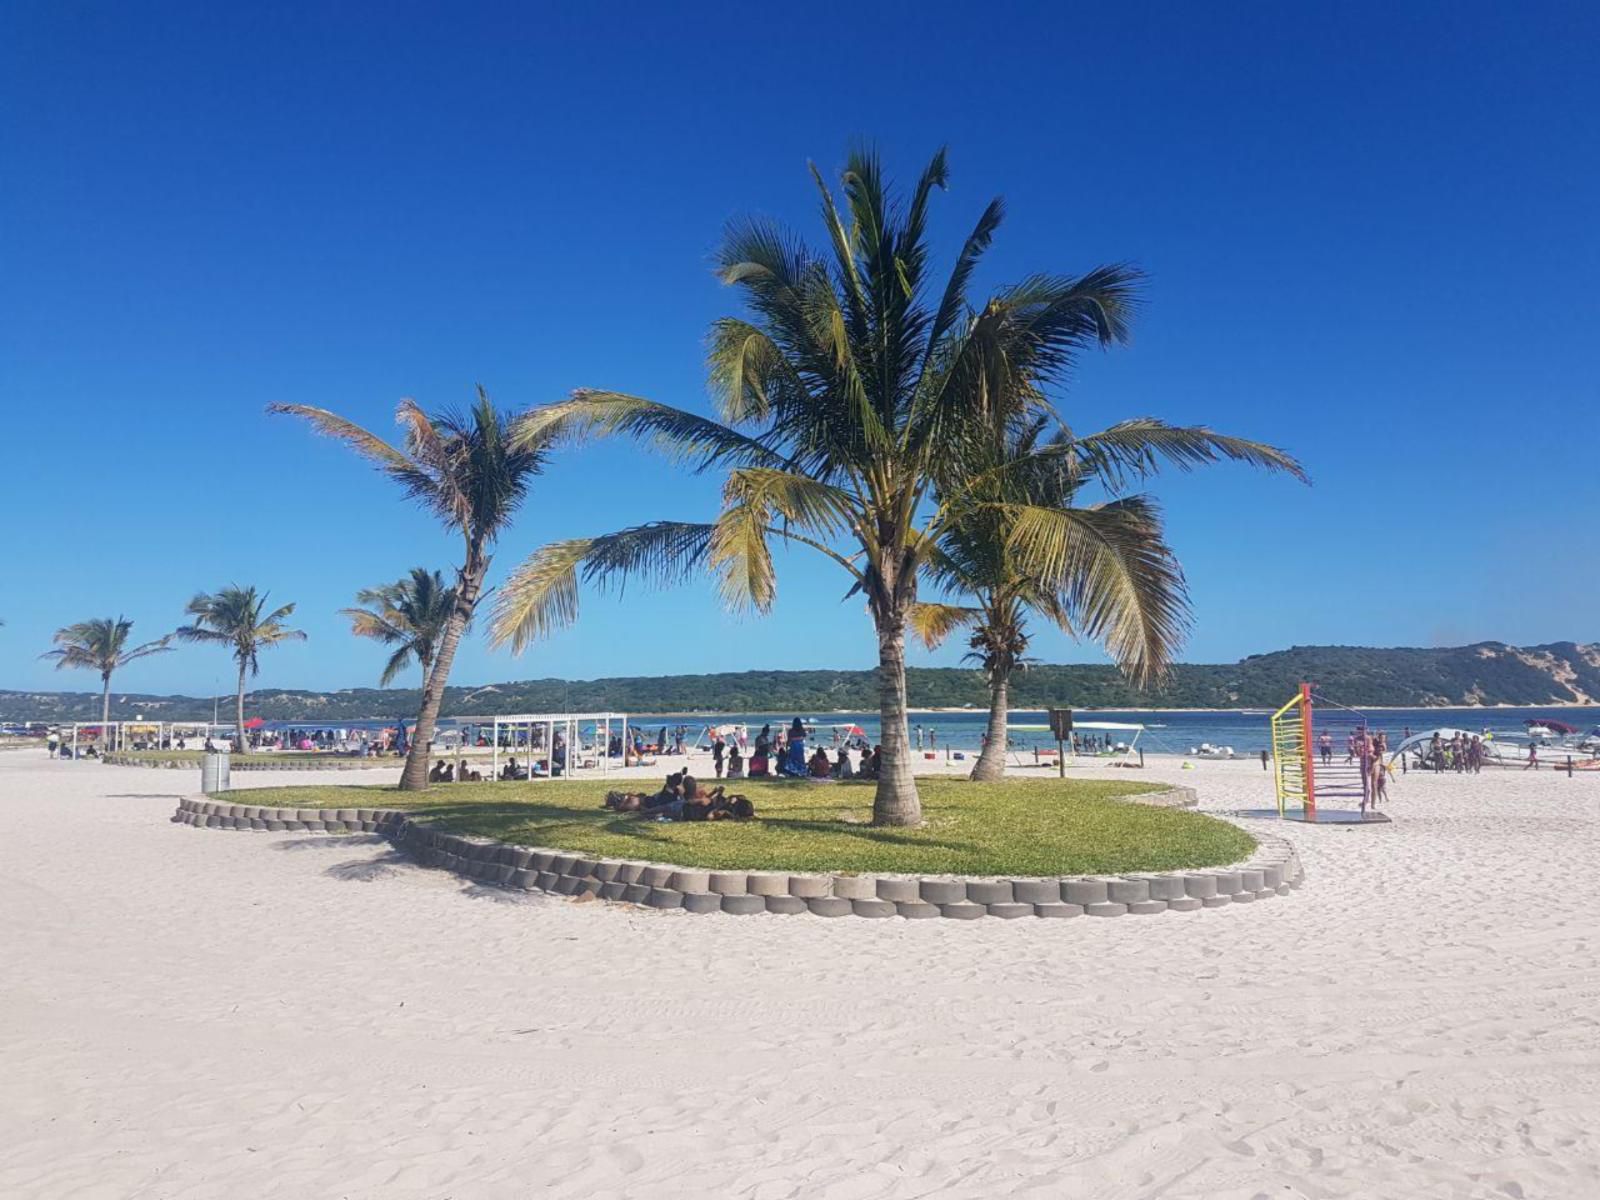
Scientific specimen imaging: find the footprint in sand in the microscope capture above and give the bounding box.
[606,1143,645,1174]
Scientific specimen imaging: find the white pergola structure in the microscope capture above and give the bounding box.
[164,720,234,748]
[1004,719,1145,767]
[490,712,628,782]
[65,720,233,756]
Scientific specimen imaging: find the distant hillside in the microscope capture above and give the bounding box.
[2,641,1596,722]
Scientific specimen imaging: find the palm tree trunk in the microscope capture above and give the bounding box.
[969,670,1009,782]
[400,562,482,791]
[871,619,922,826]
[235,662,250,753]
[101,673,112,751]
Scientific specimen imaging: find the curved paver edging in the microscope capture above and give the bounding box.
[169,788,1302,920]
[105,754,396,771]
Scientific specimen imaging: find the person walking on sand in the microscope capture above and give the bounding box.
[1525,743,1539,771]
[711,734,725,779]
[1319,732,1333,766]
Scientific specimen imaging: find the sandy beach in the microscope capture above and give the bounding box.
[2,750,1598,1198]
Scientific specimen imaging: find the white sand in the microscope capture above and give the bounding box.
[2,751,1598,1198]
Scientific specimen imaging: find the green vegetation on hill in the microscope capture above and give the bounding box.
[230,777,1251,876]
[4,640,1596,722]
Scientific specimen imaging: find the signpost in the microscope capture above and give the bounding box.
[1049,708,1073,778]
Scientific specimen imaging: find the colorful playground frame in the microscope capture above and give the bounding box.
[1267,682,1392,824]
[1269,682,1316,818]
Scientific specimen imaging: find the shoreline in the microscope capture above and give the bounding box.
[628,702,1598,717]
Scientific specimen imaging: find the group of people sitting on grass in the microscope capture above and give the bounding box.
[603,771,756,822]
[427,759,484,783]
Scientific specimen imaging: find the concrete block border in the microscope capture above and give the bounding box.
[170,788,1303,922]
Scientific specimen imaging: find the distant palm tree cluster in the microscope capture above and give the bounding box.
[34,146,1305,819]
[39,579,449,757]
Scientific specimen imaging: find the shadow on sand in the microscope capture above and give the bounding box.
[273,833,389,852]
[324,851,411,881]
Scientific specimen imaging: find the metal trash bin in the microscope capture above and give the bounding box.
[201,751,231,795]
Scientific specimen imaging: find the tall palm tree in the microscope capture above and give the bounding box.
[341,568,457,688]
[41,617,172,737]
[175,586,305,752]
[912,415,1303,781]
[490,145,1300,826]
[269,389,549,790]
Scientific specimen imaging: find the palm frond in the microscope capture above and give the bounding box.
[1067,420,1310,489]
[119,637,173,664]
[907,601,980,650]
[172,624,231,645]
[708,499,776,613]
[722,467,858,538]
[260,602,299,627]
[1002,497,1191,684]
[491,523,718,654]
[378,643,417,688]
[341,607,407,644]
[268,400,432,483]
[518,391,784,471]
[925,196,1004,356]
[808,160,867,324]
[706,319,807,426]
[394,398,452,472]
[900,146,950,298]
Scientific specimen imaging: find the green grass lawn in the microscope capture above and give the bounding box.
[230,777,1253,876]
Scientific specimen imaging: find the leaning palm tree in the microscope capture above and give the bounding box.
[269,389,548,790]
[912,413,1303,781]
[489,146,1199,825]
[342,567,457,688]
[175,586,305,752]
[41,617,172,738]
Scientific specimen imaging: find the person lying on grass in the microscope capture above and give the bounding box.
[603,772,755,821]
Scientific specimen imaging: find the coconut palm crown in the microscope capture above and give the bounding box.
[342,567,458,688]
[488,146,1303,825]
[269,388,549,789]
[911,409,1305,781]
[175,586,305,752]
[41,617,172,733]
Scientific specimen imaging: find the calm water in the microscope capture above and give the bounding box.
[630,706,1600,756]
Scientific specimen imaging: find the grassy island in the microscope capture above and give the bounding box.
[229,777,1253,876]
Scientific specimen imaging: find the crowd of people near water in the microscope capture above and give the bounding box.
[1417,730,1489,773]
[704,718,882,782]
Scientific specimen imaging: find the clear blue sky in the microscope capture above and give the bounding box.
[2,1,1596,698]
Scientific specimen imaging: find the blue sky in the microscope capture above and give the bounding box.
[2,1,1596,697]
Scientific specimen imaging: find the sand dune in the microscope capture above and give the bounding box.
[2,751,1597,1198]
